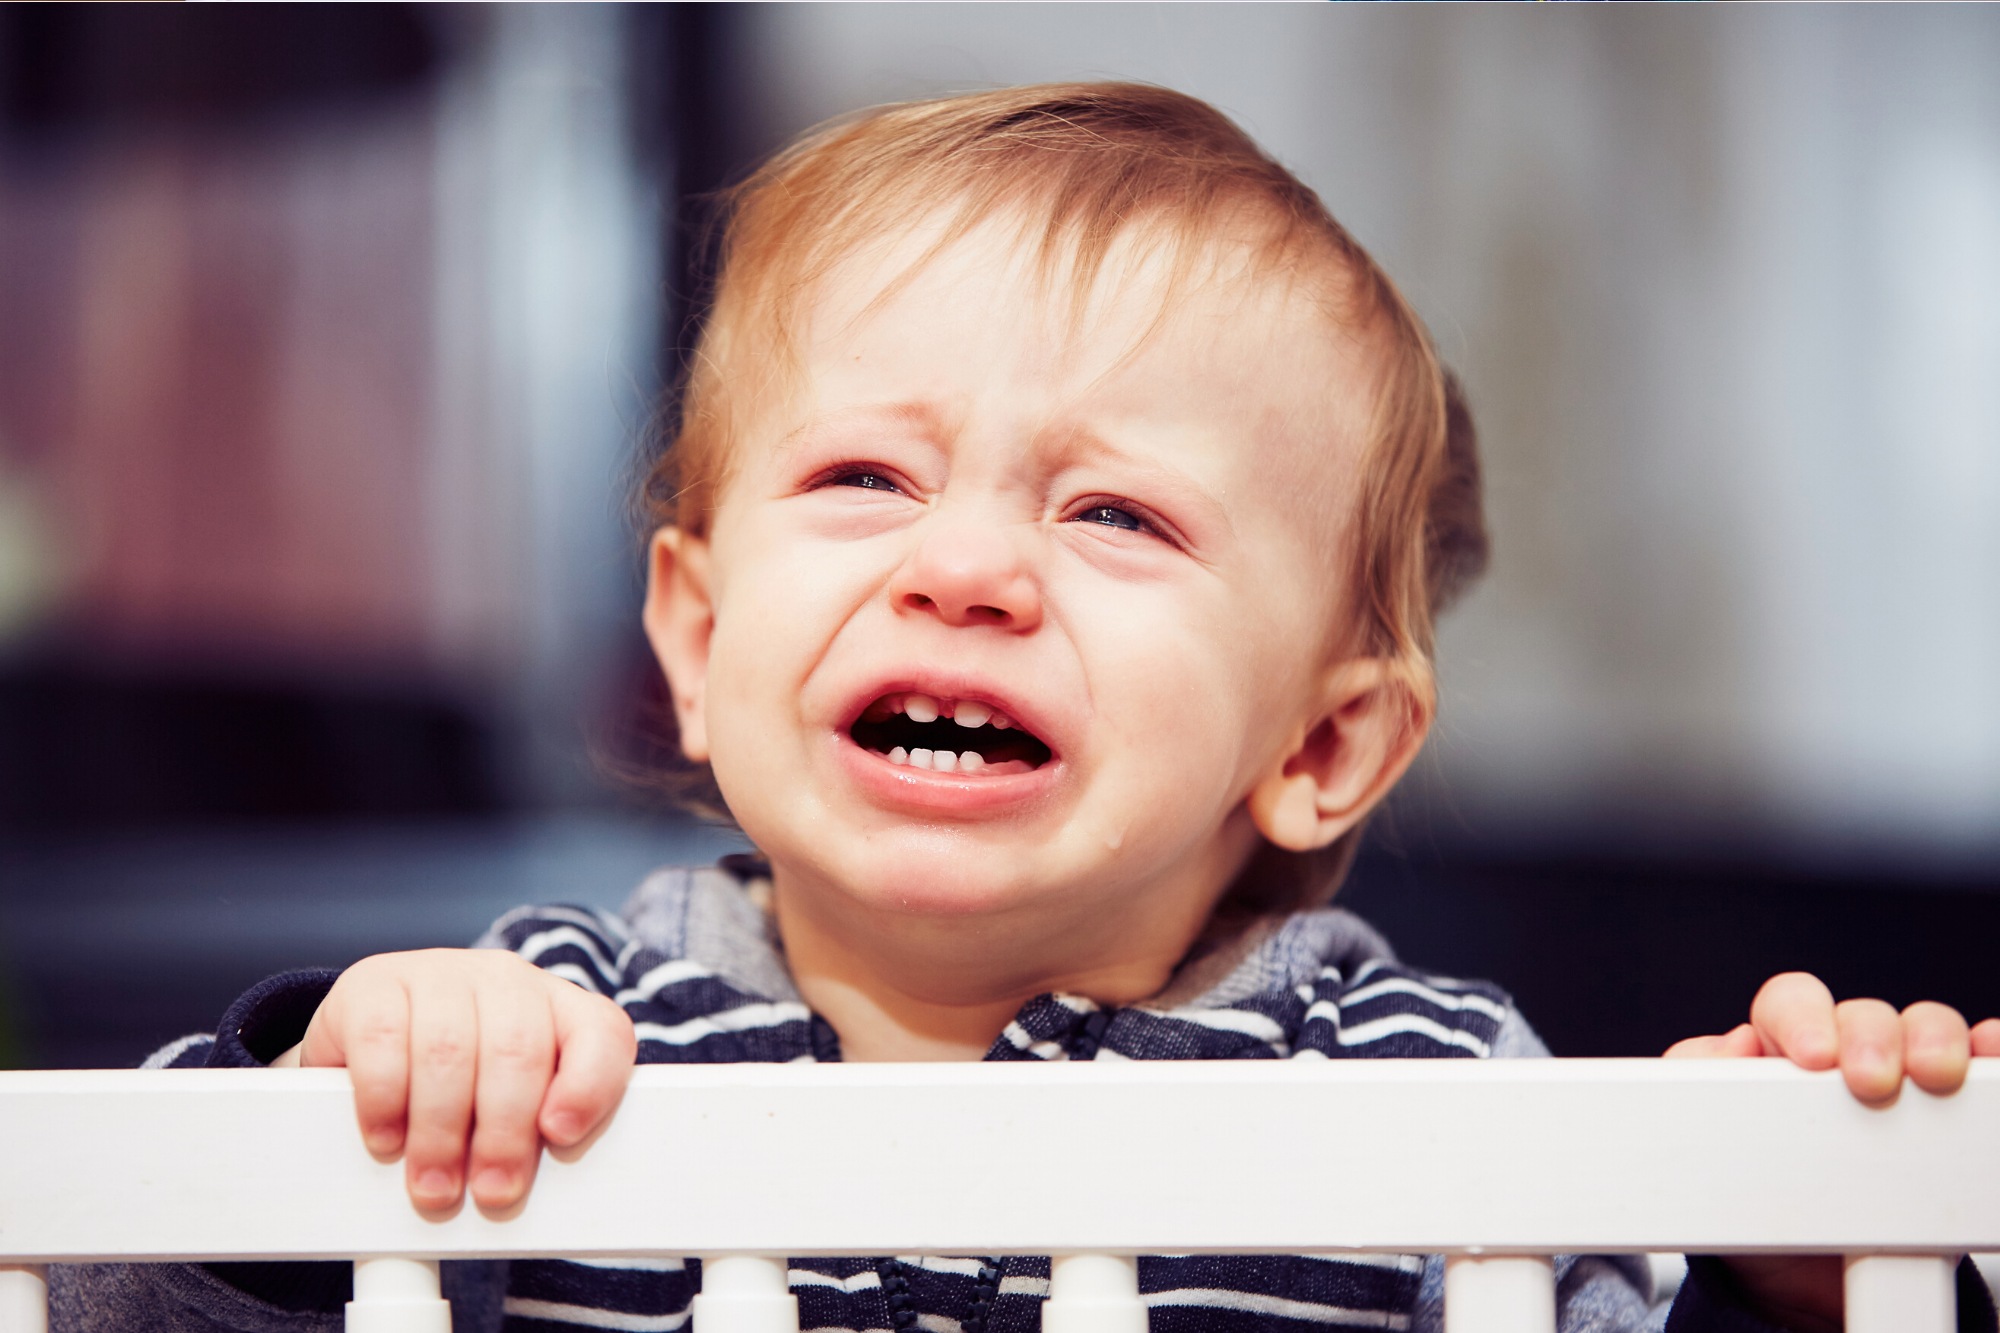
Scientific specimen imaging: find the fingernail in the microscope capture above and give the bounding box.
[472,1167,516,1201]
[415,1168,458,1201]
[545,1112,581,1144]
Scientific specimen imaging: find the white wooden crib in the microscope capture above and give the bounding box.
[1,1060,1993,1333]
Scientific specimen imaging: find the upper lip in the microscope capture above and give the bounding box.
[839,670,1062,757]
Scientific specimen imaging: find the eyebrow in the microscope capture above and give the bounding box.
[782,400,950,451]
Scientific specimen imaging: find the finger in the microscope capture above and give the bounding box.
[1835,997,1904,1105]
[1901,1001,1971,1095]
[1750,972,1838,1069]
[402,961,479,1210]
[313,967,415,1160]
[297,989,348,1068]
[539,983,638,1149]
[1663,1024,1761,1059]
[1973,1017,2000,1058]
[466,972,557,1211]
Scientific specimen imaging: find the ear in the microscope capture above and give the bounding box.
[1247,659,1432,852]
[640,527,716,763]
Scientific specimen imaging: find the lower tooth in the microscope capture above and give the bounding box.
[932,750,958,773]
[888,747,909,766]
[910,748,934,769]
[959,752,984,774]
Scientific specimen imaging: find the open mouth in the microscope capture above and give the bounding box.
[848,692,1054,775]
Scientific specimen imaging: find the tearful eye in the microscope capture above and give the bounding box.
[835,472,900,492]
[1074,505,1145,532]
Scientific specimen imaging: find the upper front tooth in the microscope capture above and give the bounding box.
[954,702,992,728]
[904,694,940,723]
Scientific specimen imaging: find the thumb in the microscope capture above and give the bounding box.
[1664,1024,1760,1059]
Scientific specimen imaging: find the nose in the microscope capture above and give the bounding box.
[888,515,1042,631]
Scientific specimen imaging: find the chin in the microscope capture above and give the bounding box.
[829,839,1061,920]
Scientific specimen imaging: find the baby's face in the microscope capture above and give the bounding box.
[665,220,1381,985]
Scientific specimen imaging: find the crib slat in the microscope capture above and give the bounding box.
[346,1258,450,1333]
[1845,1254,1955,1333]
[0,1266,46,1333]
[1043,1255,1148,1333]
[1444,1255,1555,1333]
[692,1255,799,1333]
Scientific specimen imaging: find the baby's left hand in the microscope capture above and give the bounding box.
[1664,974,2000,1332]
[1663,971,2000,1103]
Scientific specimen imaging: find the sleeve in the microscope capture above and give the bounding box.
[204,969,343,1067]
[131,970,344,1072]
[1489,1003,1553,1059]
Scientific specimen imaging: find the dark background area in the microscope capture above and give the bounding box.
[0,5,1993,1070]
[1340,844,2000,1059]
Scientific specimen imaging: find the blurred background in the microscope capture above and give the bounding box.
[0,4,1995,1068]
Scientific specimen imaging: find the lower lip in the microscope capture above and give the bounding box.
[835,731,1058,813]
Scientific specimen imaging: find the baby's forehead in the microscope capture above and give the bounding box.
[797,216,1377,458]
[807,205,1359,349]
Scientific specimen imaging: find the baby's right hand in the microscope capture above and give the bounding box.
[295,949,637,1213]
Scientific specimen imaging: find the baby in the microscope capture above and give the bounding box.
[60,84,1997,1333]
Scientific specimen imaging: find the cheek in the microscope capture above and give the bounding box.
[1075,590,1271,809]
[697,536,823,753]
[1083,572,1323,789]
[701,516,895,735]
[700,580,831,859]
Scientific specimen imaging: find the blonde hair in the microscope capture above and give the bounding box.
[640,82,1486,911]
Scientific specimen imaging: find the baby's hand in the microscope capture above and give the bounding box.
[1663,971,2000,1102]
[1663,973,1999,1332]
[295,949,637,1213]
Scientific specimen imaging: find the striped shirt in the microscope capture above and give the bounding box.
[467,862,1651,1333]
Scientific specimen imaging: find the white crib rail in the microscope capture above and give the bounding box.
[1,1060,1994,1333]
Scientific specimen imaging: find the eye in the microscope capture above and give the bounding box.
[1071,504,1147,533]
[831,470,902,493]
